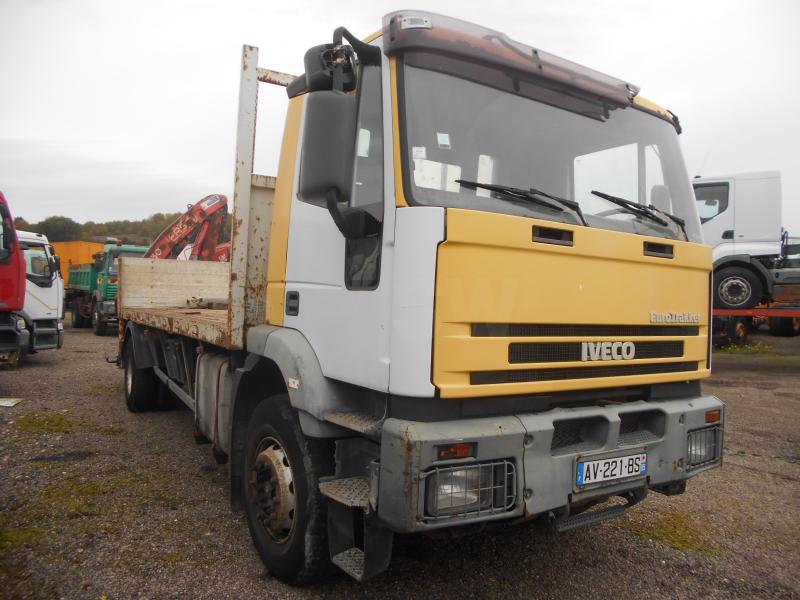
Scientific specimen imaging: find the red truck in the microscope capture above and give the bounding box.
[0,192,28,366]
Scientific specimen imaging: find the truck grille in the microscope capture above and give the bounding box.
[472,323,699,337]
[471,361,698,385]
[509,341,683,363]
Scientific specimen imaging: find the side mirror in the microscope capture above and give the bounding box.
[298,91,380,239]
[52,255,61,275]
[297,91,378,239]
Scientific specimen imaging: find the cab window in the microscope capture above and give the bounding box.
[693,183,729,223]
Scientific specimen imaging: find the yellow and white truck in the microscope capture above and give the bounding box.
[117,11,724,584]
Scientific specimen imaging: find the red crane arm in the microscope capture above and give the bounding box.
[145,194,229,261]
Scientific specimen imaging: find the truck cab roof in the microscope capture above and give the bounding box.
[16,230,50,244]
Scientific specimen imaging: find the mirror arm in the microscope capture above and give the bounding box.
[326,187,358,239]
[332,27,382,66]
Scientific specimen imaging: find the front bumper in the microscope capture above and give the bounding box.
[100,300,117,316]
[31,319,64,351]
[377,395,724,533]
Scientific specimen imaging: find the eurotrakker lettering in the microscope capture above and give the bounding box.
[650,311,700,324]
[581,341,636,362]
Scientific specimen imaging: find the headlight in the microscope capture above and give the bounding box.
[424,460,516,518]
[56,322,64,331]
[15,318,26,332]
[687,426,721,470]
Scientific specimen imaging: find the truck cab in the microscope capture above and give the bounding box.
[118,11,723,584]
[17,230,64,357]
[0,192,27,366]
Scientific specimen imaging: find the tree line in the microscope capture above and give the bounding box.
[14,213,232,246]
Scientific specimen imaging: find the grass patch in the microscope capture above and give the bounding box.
[85,383,124,396]
[39,480,111,517]
[714,341,777,355]
[622,511,719,553]
[0,524,46,550]
[15,411,73,433]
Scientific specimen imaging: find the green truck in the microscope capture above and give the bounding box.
[66,243,148,335]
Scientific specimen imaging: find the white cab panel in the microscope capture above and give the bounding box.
[388,207,444,398]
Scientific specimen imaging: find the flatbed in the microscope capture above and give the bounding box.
[118,173,277,350]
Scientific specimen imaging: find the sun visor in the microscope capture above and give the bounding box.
[382,11,640,106]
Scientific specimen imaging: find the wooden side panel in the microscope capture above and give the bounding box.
[119,258,229,310]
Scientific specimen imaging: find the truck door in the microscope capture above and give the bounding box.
[283,56,395,392]
[21,241,61,320]
[694,180,733,258]
[731,173,782,252]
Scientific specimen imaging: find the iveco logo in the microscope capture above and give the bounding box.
[581,341,636,362]
[650,311,700,324]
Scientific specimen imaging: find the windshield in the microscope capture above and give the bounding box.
[400,53,701,242]
[108,250,144,275]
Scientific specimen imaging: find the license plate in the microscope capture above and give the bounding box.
[576,453,647,487]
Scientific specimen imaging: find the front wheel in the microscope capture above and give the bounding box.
[242,396,334,585]
[714,267,763,309]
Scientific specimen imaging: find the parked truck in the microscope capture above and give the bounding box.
[117,12,724,584]
[694,172,800,336]
[0,192,27,366]
[694,171,800,309]
[16,230,64,360]
[51,240,104,286]
[66,241,147,335]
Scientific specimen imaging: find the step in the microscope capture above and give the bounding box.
[319,477,369,508]
[323,411,382,436]
[554,504,626,533]
[331,547,365,581]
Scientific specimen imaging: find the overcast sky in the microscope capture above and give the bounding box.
[2,0,798,234]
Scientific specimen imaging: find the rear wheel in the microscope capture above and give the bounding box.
[242,396,334,585]
[725,318,748,346]
[92,303,107,336]
[768,316,800,337]
[72,301,90,328]
[123,338,159,412]
[714,267,763,309]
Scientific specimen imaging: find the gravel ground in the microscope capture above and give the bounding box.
[1,323,798,599]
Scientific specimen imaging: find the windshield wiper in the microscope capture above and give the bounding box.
[457,180,587,225]
[591,190,688,239]
[590,190,669,226]
[646,204,688,240]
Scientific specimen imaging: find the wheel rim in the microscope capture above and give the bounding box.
[719,276,752,307]
[248,436,296,543]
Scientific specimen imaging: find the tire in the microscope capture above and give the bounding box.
[123,338,159,412]
[72,301,90,328]
[768,317,800,337]
[724,318,748,346]
[242,396,334,585]
[92,303,107,336]
[714,267,763,309]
